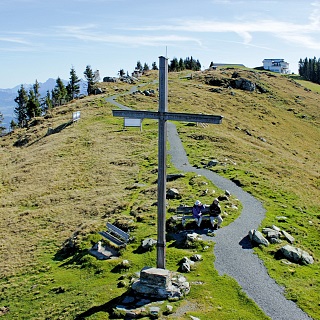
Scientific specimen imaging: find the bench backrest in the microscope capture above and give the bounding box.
[107,222,130,242]
[176,205,210,214]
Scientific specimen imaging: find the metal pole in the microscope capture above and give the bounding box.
[157,56,168,269]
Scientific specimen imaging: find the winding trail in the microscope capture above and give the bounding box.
[106,86,313,320]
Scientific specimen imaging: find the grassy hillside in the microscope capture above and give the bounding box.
[0,68,319,319]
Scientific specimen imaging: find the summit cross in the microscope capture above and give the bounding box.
[112,56,223,269]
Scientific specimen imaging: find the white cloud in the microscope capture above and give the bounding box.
[55,25,203,47]
[0,37,29,45]
[123,10,320,50]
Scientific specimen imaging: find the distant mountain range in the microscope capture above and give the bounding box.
[0,78,87,131]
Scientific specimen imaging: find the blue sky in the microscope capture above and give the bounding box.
[1,0,320,88]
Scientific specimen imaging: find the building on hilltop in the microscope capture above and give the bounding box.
[262,59,289,74]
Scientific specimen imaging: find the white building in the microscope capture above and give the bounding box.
[262,59,289,74]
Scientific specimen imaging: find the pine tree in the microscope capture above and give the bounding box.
[25,80,41,120]
[51,77,68,105]
[143,63,149,72]
[136,61,142,71]
[67,66,80,100]
[0,112,5,134]
[118,69,125,77]
[195,59,201,71]
[151,62,158,70]
[298,56,320,84]
[26,87,41,119]
[316,58,320,84]
[84,65,100,95]
[169,58,179,71]
[43,90,52,113]
[298,58,303,75]
[178,58,185,71]
[10,120,17,131]
[14,85,28,127]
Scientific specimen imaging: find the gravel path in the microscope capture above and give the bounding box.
[107,89,313,320]
[167,122,312,320]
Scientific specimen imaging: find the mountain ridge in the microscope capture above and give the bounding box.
[0,78,87,129]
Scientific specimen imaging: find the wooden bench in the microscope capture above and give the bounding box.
[99,222,130,248]
[176,205,211,226]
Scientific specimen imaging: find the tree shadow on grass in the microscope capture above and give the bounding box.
[14,120,74,148]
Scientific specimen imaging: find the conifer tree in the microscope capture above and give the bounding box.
[169,57,179,71]
[14,85,28,127]
[25,80,41,120]
[43,90,52,113]
[151,62,158,70]
[299,56,320,84]
[67,66,80,100]
[0,112,5,134]
[26,87,41,119]
[178,58,185,71]
[53,77,68,105]
[10,120,17,131]
[84,65,100,95]
[136,61,142,71]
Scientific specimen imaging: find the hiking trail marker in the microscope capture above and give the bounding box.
[113,56,223,269]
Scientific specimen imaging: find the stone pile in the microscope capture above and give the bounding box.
[131,267,190,300]
[114,267,190,318]
[180,254,203,273]
[249,225,314,265]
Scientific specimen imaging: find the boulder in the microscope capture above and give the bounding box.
[181,262,191,273]
[231,78,256,91]
[278,245,314,265]
[281,230,295,244]
[272,225,281,232]
[186,233,202,242]
[248,229,269,246]
[207,159,219,167]
[218,195,229,201]
[166,188,180,199]
[141,238,157,251]
[190,254,202,262]
[262,228,281,241]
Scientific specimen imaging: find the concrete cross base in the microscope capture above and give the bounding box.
[131,267,190,300]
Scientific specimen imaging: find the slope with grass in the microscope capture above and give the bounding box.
[0,68,319,319]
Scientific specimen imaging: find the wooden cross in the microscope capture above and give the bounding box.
[113,56,223,269]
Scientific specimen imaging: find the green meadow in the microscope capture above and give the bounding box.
[0,68,319,319]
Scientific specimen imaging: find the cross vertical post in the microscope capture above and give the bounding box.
[112,57,223,271]
[157,56,168,269]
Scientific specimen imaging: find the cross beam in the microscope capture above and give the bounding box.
[112,110,223,124]
[112,56,223,269]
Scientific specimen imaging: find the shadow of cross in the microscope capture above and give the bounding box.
[112,56,223,269]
